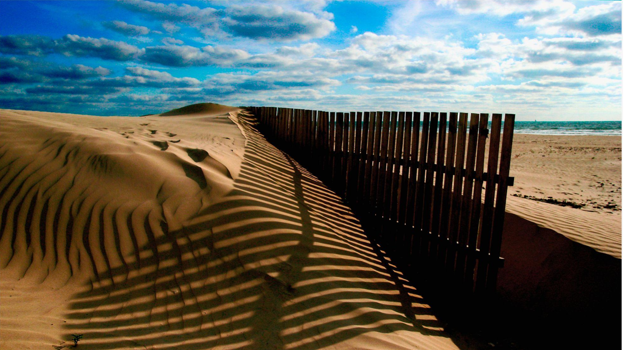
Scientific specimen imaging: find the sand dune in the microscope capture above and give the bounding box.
[0,106,458,350]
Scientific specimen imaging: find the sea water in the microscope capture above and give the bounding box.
[512,121,622,136]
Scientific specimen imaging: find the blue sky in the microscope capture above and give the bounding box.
[0,0,621,120]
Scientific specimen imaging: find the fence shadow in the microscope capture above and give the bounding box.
[61,111,454,349]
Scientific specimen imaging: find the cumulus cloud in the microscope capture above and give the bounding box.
[162,21,180,33]
[119,0,219,35]
[25,85,126,95]
[222,5,335,41]
[436,0,574,17]
[103,20,150,36]
[511,36,621,68]
[203,71,340,95]
[0,71,45,84]
[275,43,320,57]
[0,35,56,56]
[88,67,200,88]
[119,0,218,24]
[118,0,335,41]
[161,37,184,45]
[56,34,144,60]
[0,34,143,61]
[438,0,622,37]
[141,44,249,66]
[0,57,110,84]
[43,64,112,80]
[544,2,622,36]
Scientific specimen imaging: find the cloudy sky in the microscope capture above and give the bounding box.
[0,0,621,120]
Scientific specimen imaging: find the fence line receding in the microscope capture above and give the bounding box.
[248,107,515,297]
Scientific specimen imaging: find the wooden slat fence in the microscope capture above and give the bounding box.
[248,106,515,297]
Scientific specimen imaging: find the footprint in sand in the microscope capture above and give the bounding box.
[151,140,168,151]
[187,148,209,162]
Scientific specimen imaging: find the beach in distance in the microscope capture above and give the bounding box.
[0,105,620,350]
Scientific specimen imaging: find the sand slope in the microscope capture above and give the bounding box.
[0,106,458,350]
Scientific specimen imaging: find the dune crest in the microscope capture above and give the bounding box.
[157,103,240,117]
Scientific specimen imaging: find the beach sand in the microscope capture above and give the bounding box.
[490,134,621,349]
[0,105,620,349]
[0,105,458,350]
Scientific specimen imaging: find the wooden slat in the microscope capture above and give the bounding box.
[411,112,430,257]
[346,111,357,202]
[397,112,413,225]
[437,113,458,267]
[446,113,468,272]
[363,112,377,210]
[486,114,515,292]
[310,109,315,153]
[356,111,368,208]
[454,113,480,283]
[390,111,405,223]
[429,113,447,264]
[305,109,312,158]
[419,113,438,263]
[341,112,350,196]
[474,114,502,293]
[369,112,384,210]
[328,112,336,186]
[383,111,398,220]
[334,112,344,192]
[375,112,391,216]
[316,110,325,177]
[352,111,363,205]
[463,113,490,291]
[404,111,421,255]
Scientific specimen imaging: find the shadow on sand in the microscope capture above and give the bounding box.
[62,111,452,349]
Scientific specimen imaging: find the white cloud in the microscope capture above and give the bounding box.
[141,44,250,66]
[161,37,184,45]
[103,20,150,36]
[119,0,336,41]
[162,21,180,33]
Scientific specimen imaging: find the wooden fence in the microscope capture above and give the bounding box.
[248,107,515,297]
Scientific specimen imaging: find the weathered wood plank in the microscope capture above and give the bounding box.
[429,113,447,265]
[437,113,458,267]
[376,111,391,217]
[363,112,377,210]
[474,114,502,293]
[486,114,515,292]
[420,113,439,262]
[447,113,468,272]
[463,113,490,291]
[410,112,430,258]
[369,112,384,210]
[383,111,399,220]
[390,111,405,223]
[328,111,336,186]
[346,111,357,201]
[356,111,368,208]
[398,112,413,225]
[454,113,481,284]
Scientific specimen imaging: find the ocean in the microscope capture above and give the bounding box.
[511,121,621,136]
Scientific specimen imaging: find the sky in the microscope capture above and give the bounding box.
[0,0,621,120]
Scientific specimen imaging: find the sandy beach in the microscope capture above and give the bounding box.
[0,105,459,350]
[0,105,620,350]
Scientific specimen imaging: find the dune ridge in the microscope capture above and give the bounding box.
[0,107,458,350]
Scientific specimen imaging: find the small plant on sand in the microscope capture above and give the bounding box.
[71,334,83,347]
